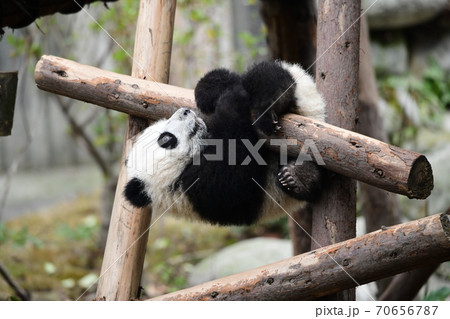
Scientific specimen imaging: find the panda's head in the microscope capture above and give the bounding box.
[124,108,207,207]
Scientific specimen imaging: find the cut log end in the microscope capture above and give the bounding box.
[441,211,450,241]
[407,155,434,199]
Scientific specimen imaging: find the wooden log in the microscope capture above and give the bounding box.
[260,0,318,257]
[0,71,18,136]
[149,212,450,301]
[34,55,434,200]
[378,209,448,301]
[378,264,440,301]
[310,0,361,301]
[95,0,176,301]
[260,0,317,72]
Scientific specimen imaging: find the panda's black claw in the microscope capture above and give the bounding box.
[251,110,281,136]
[277,162,324,202]
[271,112,279,124]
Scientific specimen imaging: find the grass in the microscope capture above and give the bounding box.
[0,194,102,300]
[0,193,246,300]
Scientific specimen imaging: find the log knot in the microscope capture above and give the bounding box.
[210,291,219,298]
[53,69,67,77]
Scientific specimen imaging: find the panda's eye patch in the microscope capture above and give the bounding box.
[158,132,178,149]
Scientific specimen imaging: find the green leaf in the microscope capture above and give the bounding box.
[0,223,7,245]
[190,9,209,22]
[424,287,450,301]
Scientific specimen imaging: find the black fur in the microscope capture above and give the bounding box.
[195,68,241,114]
[180,61,323,225]
[242,61,297,136]
[124,177,152,208]
[181,85,268,225]
[125,61,324,226]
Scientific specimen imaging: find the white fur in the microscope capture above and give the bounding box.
[278,61,327,122]
[126,109,207,220]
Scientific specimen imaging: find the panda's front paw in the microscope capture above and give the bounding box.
[251,110,280,136]
[277,162,324,202]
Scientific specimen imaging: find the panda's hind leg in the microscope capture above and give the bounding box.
[277,160,324,202]
[194,69,241,114]
[278,61,326,122]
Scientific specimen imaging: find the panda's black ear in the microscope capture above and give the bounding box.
[124,178,152,208]
[195,68,241,114]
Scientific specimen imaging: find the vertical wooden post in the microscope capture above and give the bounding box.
[96,0,176,301]
[311,0,361,301]
[260,0,318,256]
[0,71,18,136]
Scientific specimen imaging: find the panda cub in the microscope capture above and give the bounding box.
[124,61,326,226]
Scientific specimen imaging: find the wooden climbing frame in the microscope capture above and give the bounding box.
[33,0,449,301]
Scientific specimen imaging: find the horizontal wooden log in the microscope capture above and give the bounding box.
[149,212,450,301]
[34,55,433,199]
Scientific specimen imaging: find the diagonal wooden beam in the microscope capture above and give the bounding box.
[35,55,434,200]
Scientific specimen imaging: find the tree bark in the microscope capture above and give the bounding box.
[260,0,318,256]
[260,0,317,71]
[95,0,176,301]
[310,0,361,301]
[34,55,434,201]
[149,212,450,301]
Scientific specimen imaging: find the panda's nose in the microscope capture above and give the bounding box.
[182,109,191,116]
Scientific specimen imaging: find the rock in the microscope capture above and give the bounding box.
[364,0,449,30]
[187,237,292,286]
